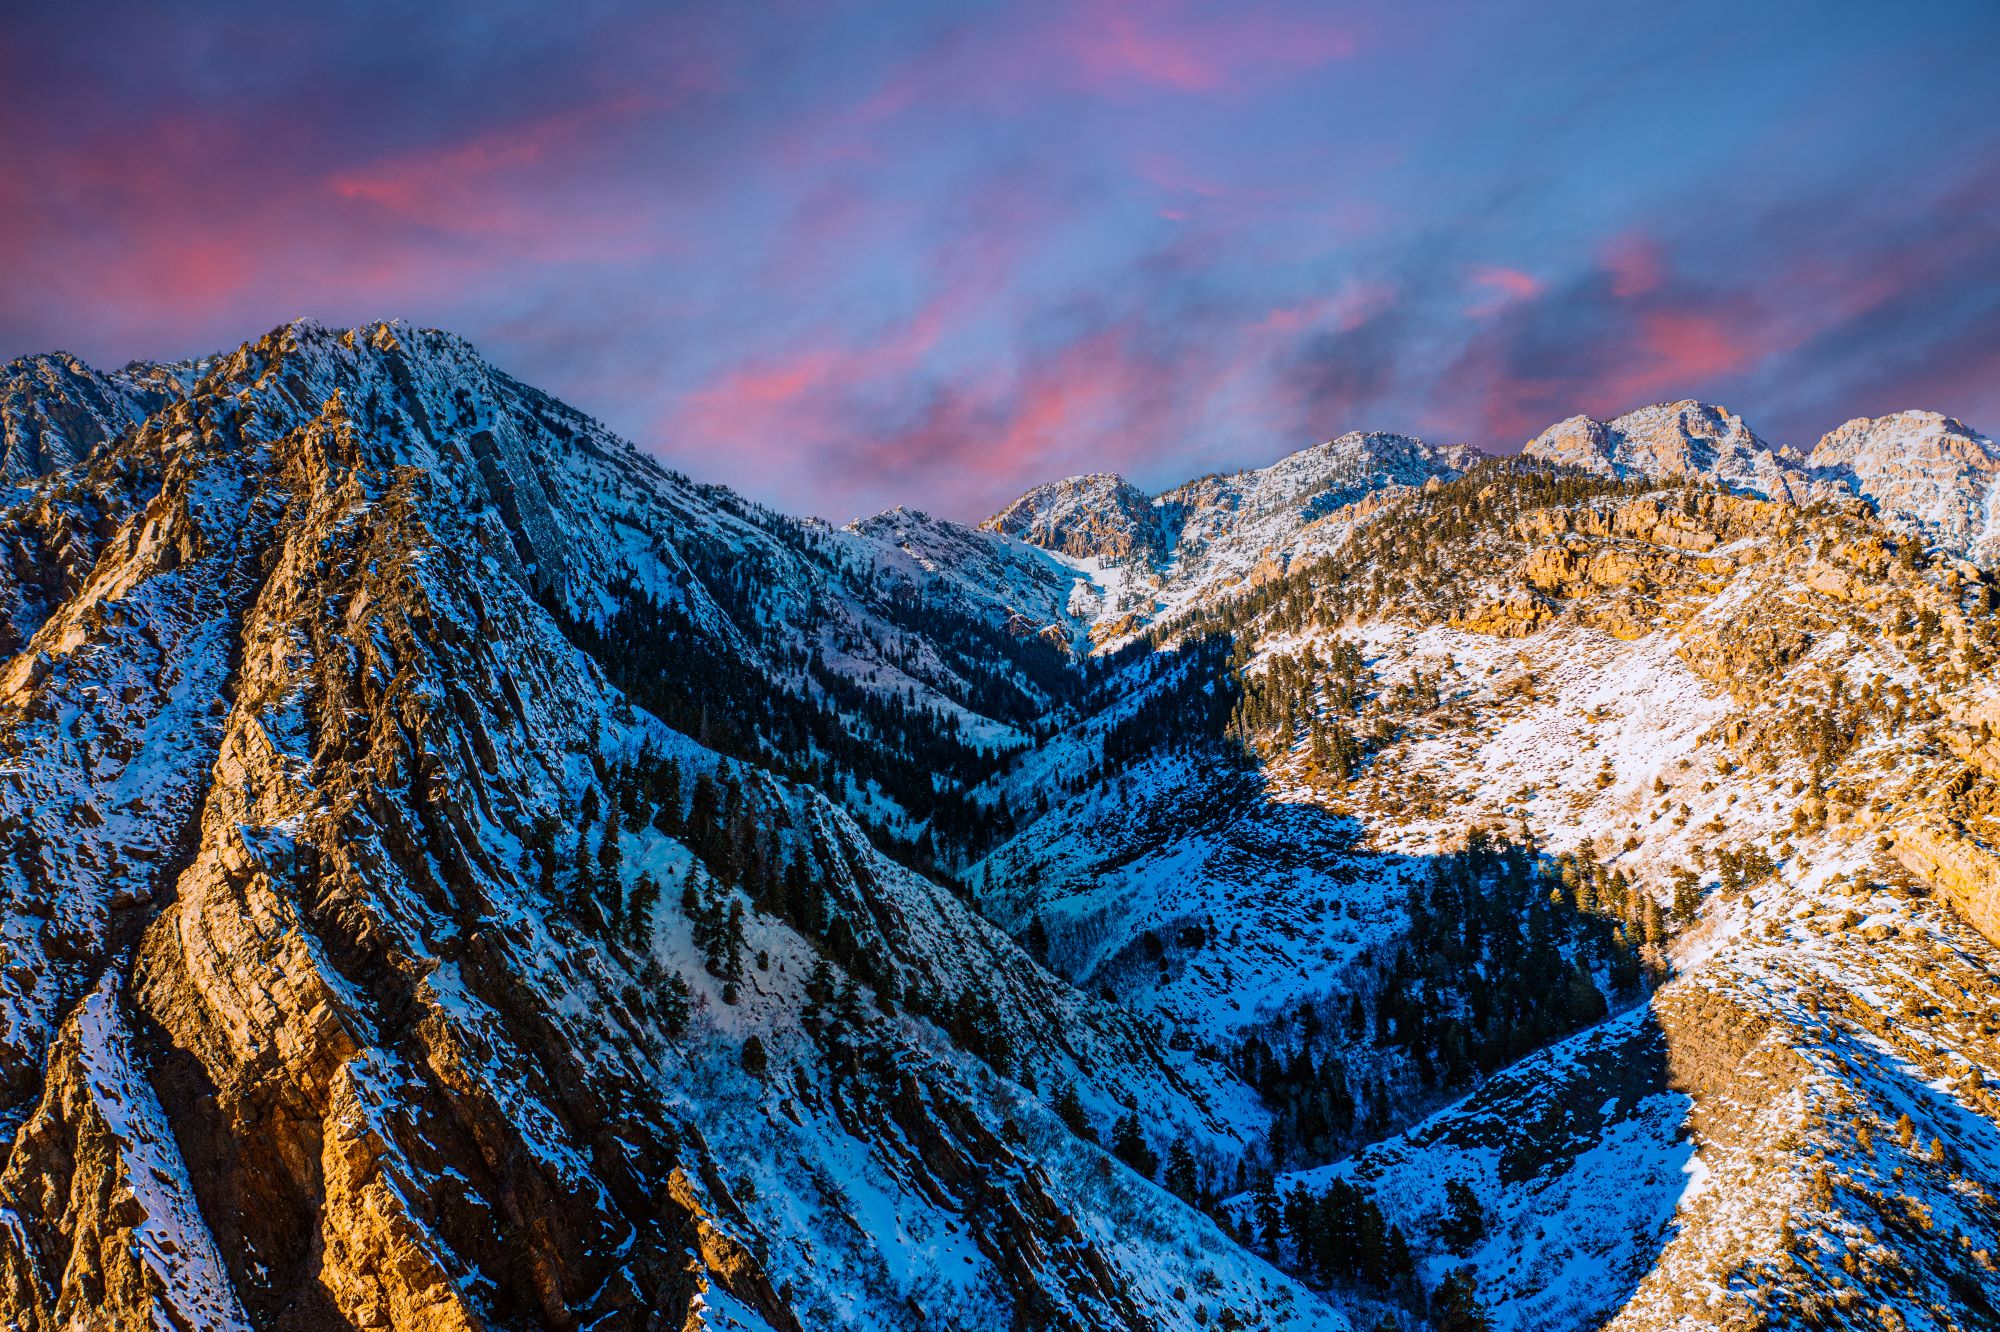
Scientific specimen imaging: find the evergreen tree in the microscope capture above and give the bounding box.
[1254,1178,1283,1253]
[1051,1082,1094,1141]
[625,872,661,949]
[1163,1139,1199,1201]
[1025,914,1051,964]
[1431,1267,1492,1332]
[655,971,692,1035]
[1110,1112,1159,1179]
[652,758,683,835]
[1671,866,1703,924]
[598,801,624,927]
[1439,1180,1486,1254]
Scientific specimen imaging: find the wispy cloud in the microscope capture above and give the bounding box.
[1,0,1994,519]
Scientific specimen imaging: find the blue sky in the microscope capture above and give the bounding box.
[2,0,1996,519]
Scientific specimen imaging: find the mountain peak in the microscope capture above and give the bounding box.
[1523,398,1829,504]
[0,349,187,484]
[982,471,1164,562]
[1810,409,2000,556]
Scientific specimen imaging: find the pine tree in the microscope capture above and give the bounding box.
[1384,1224,1415,1292]
[1025,914,1051,964]
[1431,1267,1492,1332]
[1254,1178,1283,1253]
[625,873,661,949]
[1163,1139,1199,1200]
[1439,1179,1486,1254]
[1110,1113,1158,1179]
[1051,1082,1094,1141]
[652,758,683,835]
[598,801,624,928]
[655,971,692,1035]
[723,899,746,980]
[741,1034,768,1078]
[1671,867,1703,924]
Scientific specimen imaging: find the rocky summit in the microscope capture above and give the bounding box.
[4,318,2000,1332]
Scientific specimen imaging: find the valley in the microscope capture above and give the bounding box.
[2,319,1998,1331]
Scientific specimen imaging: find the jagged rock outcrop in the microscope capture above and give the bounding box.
[10,314,2000,1332]
[1522,400,1831,506]
[0,352,190,486]
[983,473,1166,562]
[1809,410,2000,560]
[987,431,1484,642]
[0,975,252,1331]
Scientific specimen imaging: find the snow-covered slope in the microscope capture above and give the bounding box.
[1520,400,1830,506]
[976,453,2000,1329]
[10,315,2000,1332]
[0,319,1344,1332]
[1810,410,2000,561]
[984,432,1487,645]
[0,350,195,485]
[986,473,1169,563]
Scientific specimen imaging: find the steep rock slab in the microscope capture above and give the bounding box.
[0,974,251,1332]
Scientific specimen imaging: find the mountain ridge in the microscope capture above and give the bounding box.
[5,317,2000,1331]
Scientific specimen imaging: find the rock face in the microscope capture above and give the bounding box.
[0,352,190,485]
[0,320,1338,1332]
[1522,400,1829,505]
[980,434,2000,1329]
[1809,410,2000,559]
[0,976,252,1332]
[984,472,1166,562]
[1519,401,2000,563]
[985,431,1486,642]
[8,317,2000,1332]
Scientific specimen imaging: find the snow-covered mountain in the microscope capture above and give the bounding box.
[5,319,2000,1332]
[1809,410,2000,561]
[978,396,2000,1330]
[0,320,1335,1332]
[1519,400,1828,506]
[984,432,1486,645]
[1516,398,2000,566]
[0,351,198,484]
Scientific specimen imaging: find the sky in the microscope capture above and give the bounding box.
[2,1,1997,522]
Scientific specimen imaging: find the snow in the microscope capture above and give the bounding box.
[8,319,2000,1329]
[70,975,253,1331]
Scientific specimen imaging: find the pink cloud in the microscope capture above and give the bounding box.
[1251,281,1395,336]
[1055,0,1359,94]
[802,0,1362,164]
[1629,310,1752,386]
[1602,233,1665,298]
[1463,265,1542,318]
[326,97,672,262]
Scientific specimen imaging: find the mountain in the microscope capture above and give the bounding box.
[1808,410,2000,561]
[983,432,1486,645]
[0,320,1331,1332]
[1519,399,2000,566]
[1519,400,1832,507]
[5,320,2000,1332]
[0,351,197,485]
[979,397,2000,1329]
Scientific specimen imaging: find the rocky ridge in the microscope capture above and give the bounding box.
[7,317,2000,1332]
[981,417,2000,1330]
[1809,410,2000,562]
[0,320,1336,1332]
[981,432,1486,646]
